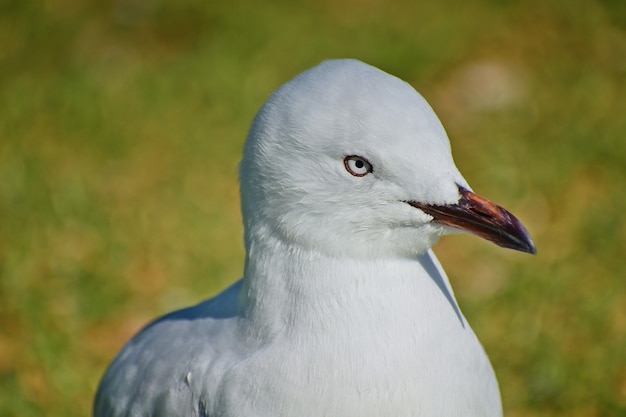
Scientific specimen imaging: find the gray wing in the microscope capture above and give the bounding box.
[94,280,244,417]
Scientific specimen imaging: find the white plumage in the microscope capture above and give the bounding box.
[95,59,534,417]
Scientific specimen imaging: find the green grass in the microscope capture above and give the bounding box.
[1,0,625,415]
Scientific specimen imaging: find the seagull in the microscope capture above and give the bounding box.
[94,59,535,417]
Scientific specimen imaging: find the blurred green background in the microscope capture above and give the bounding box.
[1,0,625,415]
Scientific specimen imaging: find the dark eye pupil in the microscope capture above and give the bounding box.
[355,160,364,169]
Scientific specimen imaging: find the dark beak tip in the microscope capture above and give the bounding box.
[518,239,537,255]
[495,214,537,255]
[503,216,537,255]
[489,229,536,255]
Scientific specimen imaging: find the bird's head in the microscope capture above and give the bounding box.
[240,59,535,259]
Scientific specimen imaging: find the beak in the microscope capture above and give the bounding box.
[408,185,536,254]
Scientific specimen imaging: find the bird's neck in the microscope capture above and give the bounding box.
[238,231,465,342]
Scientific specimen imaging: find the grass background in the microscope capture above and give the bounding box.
[1,0,625,415]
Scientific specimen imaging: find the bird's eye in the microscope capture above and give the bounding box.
[344,155,373,177]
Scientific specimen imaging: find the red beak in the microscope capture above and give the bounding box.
[408,185,536,254]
